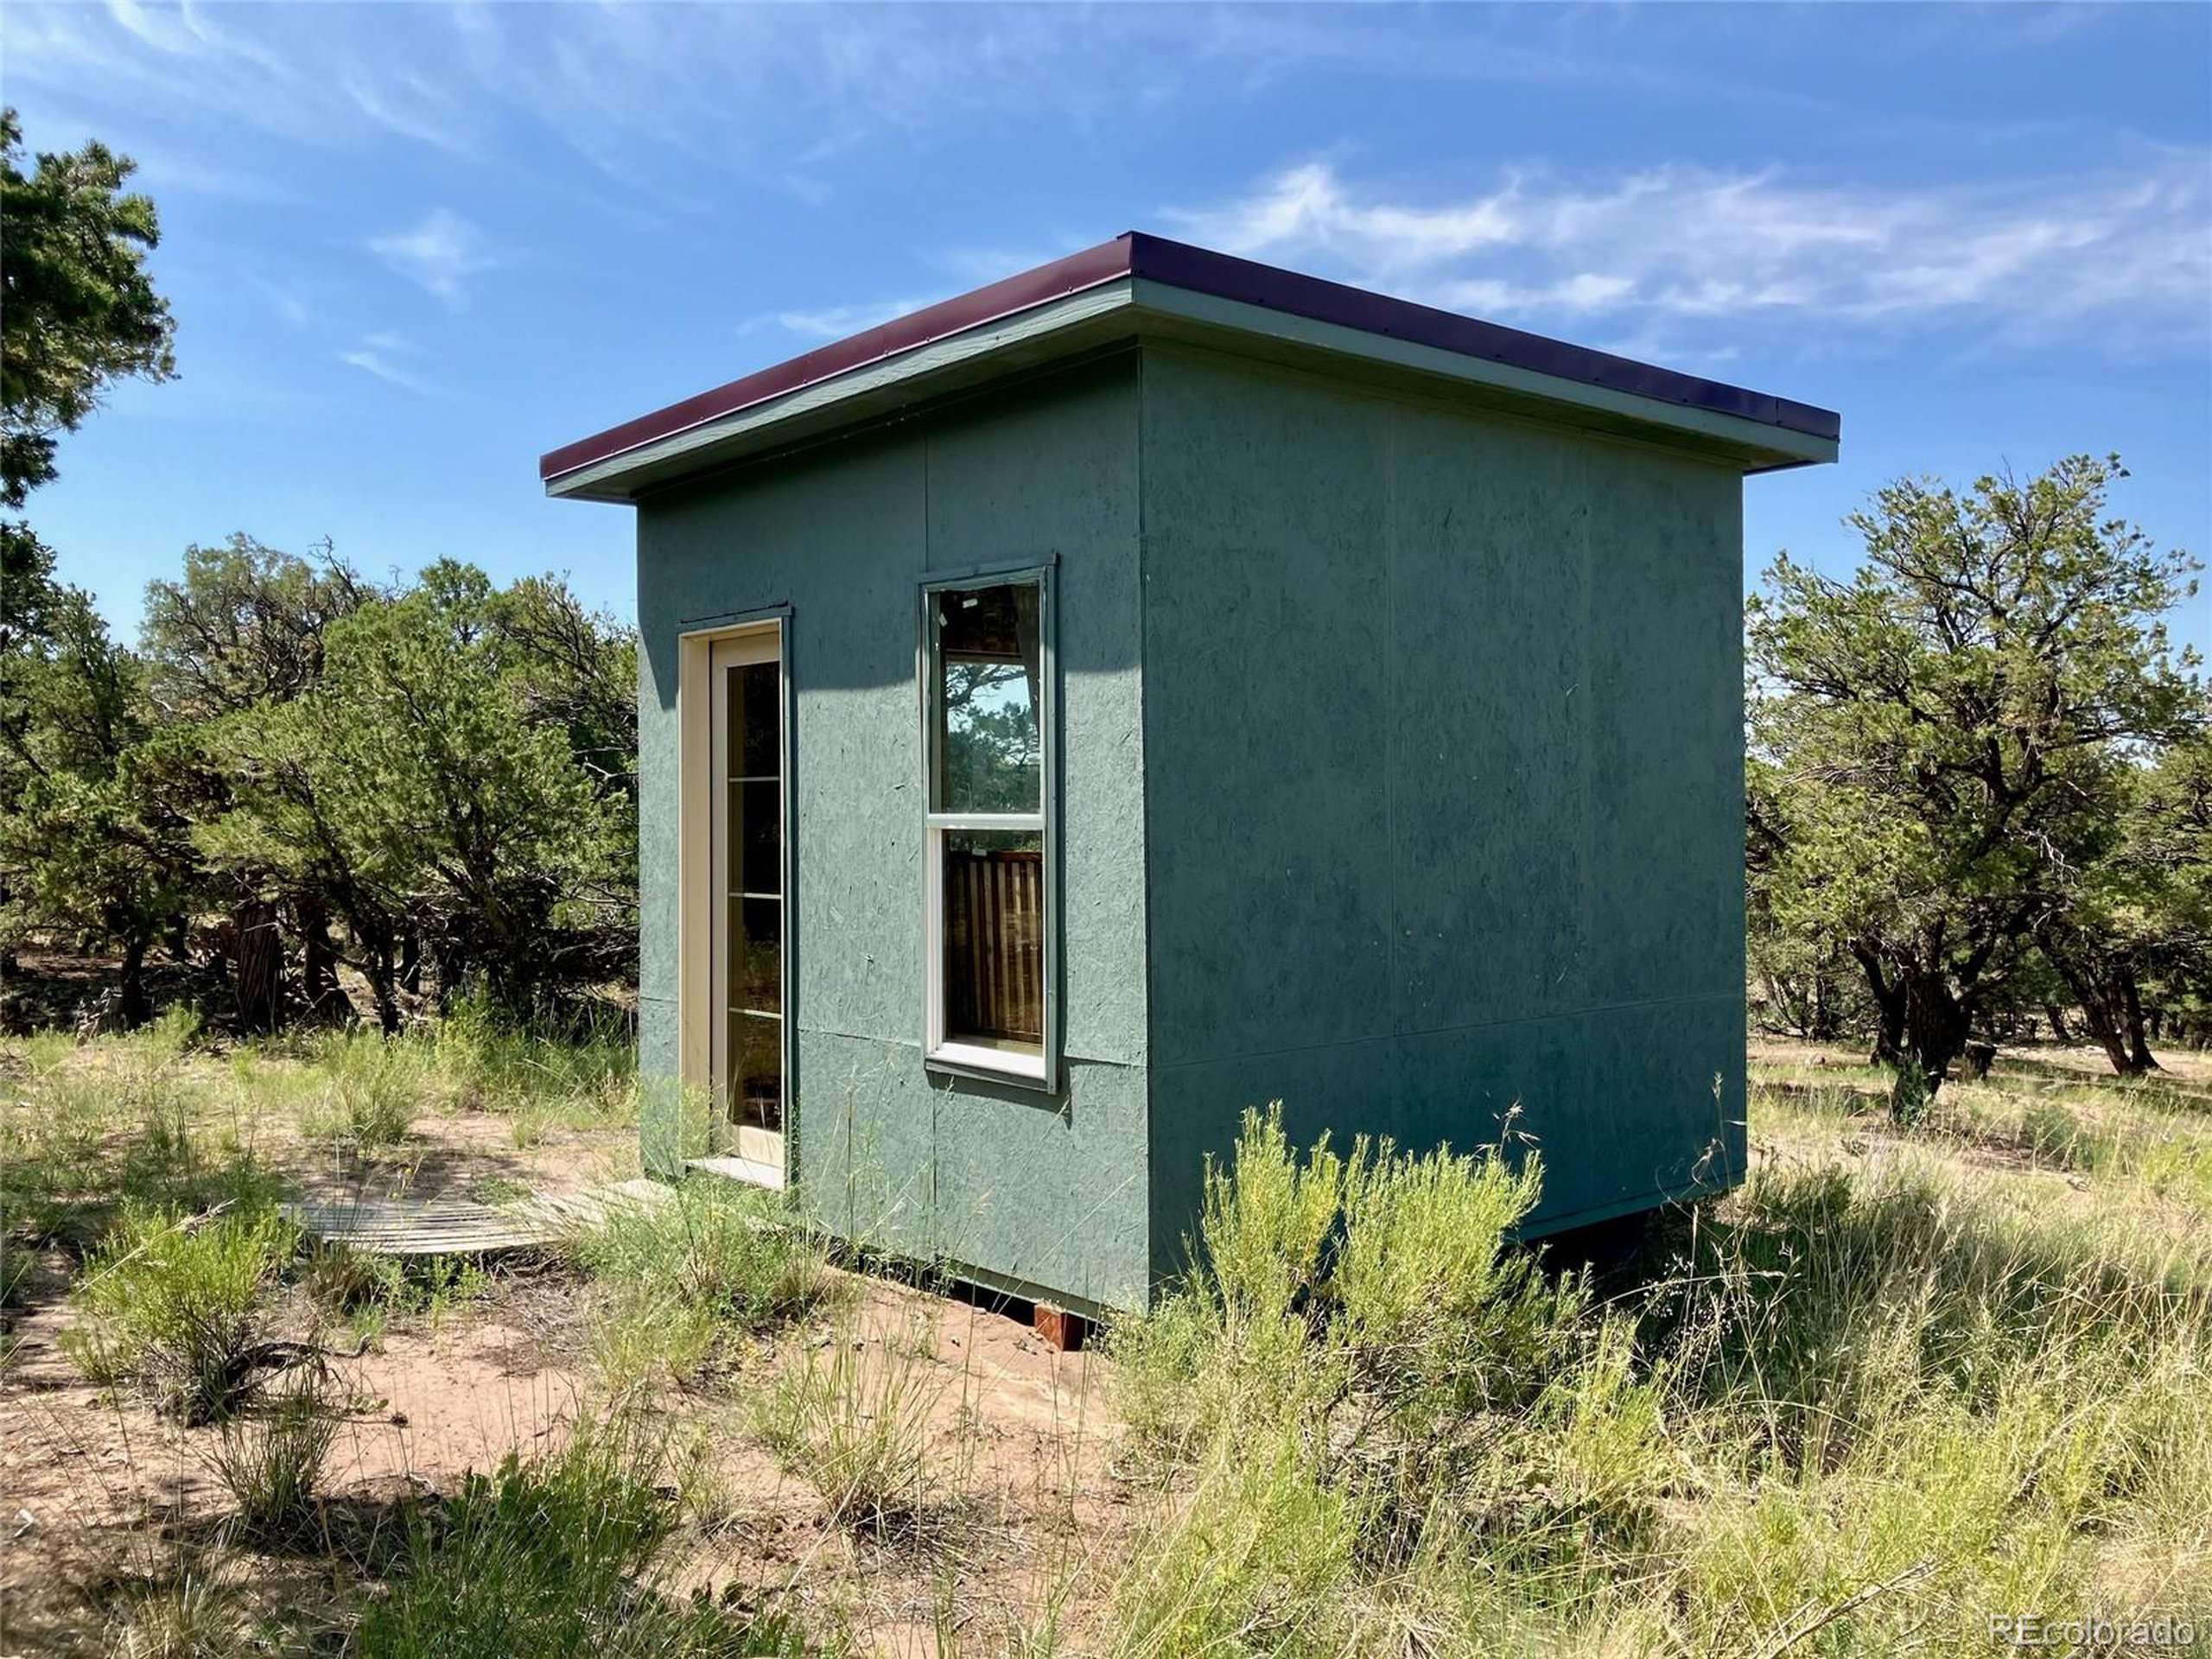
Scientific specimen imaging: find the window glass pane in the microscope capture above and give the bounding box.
[935,582,1041,814]
[738,662,779,779]
[941,828,1044,1052]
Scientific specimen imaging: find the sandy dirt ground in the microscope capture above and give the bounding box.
[0,1098,1129,1656]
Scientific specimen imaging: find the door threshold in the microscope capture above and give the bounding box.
[687,1154,785,1192]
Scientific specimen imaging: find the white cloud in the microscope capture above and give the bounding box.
[741,297,937,341]
[1166,157,2212,358]
[338,336,435,395]
[250,278,309,330]
[367,209,501,305]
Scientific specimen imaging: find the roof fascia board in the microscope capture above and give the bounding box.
[1126,278,1840,472]
[545,277,1139,502]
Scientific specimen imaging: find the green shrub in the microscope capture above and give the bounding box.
[355,1419,804,1657]
[1109,1107,1603,1637]
[63,1202,301,1423]
[1109,1421,1362,1657]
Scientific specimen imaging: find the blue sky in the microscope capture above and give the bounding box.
[7,2,2209,652]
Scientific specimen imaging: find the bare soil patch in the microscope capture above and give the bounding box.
[2,1057,1128,1656]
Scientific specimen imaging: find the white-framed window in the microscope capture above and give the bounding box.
[920,568,1057,1089]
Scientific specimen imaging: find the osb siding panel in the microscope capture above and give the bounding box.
[633,357,1147,1306]
[1140,346,1745,1275]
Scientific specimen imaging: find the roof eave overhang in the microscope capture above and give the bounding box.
[543,277,1141,504]
[544,275,1838,505]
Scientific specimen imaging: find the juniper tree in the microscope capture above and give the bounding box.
[1748,455,2201,1108]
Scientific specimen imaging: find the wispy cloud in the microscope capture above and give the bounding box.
[338,332,434,395]
[340,67,471,157]
[740,296,937,341]
[928,240,1094,286]
[367,209,502,305]
[250,277,309,331]
[1166,157,2212,359]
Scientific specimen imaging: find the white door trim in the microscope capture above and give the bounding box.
[676,616,788,1188]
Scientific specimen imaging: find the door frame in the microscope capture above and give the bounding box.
[676,612,791,1188]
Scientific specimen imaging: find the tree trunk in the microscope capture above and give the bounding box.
[2044,936,2150,1078]
[365,952,402,1036]
[2120,965,2161,1073]
[397,928,423,995]
[1899,967,1973,1106]
[232,899,284,1034]
[296,899,345,1021]
[431,941,467,1015]
[118,934,151,1030]
[2043,1002,2074,1045]
[1855,946,1907,1067]
[1875,973,1910,1065]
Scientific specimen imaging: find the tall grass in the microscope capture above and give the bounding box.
[1107,1104,2212,1655]
[204,1369,343,1543]
[354,1416,806,1657]
[297,1033,421,1149]
[753,1310,943,1536]
[1,1010,283,1244]
[569,1178,836,1389]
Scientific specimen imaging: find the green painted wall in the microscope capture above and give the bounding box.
[632,338,1751,1310]
[634,356,1151,1310]
[1138,345,1747,1281]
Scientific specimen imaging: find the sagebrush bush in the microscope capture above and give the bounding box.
[1108,1106,1608,1642]
[64,1202,301,1423]
[1103,1102,2212,1653]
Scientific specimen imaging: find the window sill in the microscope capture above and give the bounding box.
[925,1041,1052,1090]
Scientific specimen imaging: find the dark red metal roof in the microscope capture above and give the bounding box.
[542,232,1840,485]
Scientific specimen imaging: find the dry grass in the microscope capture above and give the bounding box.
[7,1023,2209,1655]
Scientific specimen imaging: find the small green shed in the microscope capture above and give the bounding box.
[542,233,1839,1314]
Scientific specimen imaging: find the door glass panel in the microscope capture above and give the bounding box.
[739,662,779,778]
[717,649,784,1142]
[941,828,1044,1052]
[739,781,780,895]
[934,583,1041,813]
[728,1010,783,1131]
[736,896,780,1008]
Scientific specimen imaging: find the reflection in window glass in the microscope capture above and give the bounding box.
[941,829,1044,1052]
[934,583,1041,814]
